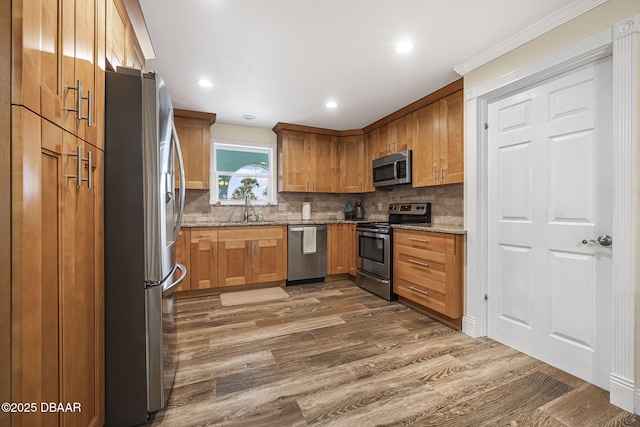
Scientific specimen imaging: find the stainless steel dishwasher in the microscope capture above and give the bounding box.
[287,224,327,284]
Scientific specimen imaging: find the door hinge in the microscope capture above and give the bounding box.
[484,294,488,301]
[484,123,489,130]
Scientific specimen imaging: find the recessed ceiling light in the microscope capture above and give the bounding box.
[242,114,256,120]
[326,101,337,109]
[197,79,213,88]
[395,40,414,54]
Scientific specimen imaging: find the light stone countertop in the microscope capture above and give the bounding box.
[180,219,466,234]
[391,223,466,235]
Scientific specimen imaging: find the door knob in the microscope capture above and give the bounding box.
[582,234,613,247]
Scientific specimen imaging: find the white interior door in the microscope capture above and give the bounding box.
[487,57,613,389]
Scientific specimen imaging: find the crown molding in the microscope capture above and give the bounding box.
[454,0,608,76]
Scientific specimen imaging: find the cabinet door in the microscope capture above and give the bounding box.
[13,109,104,427]
[327,224,350,274]
[12,108,62,427]
[252,226,287,283]
[348,224,357,276]
[339,135,365,193]
[107,0,127,68]
[413,103,439,187]
[376,124,390,157]
[189,228,218,289]
[218,228,252,287]
[175,116,211,190]
[390,115,412,153]
[311,134,338,193]
[362,130,378,192]
[439,90,464,185]
[175,228,191,292]
[278,130,310,192]
[60,134,103,427]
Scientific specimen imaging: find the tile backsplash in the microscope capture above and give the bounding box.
[182,184,463,226]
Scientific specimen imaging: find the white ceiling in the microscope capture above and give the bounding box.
[139,0,580,130]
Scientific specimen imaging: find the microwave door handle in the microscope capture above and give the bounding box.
[393,160,398,180]
[172,122,186,240]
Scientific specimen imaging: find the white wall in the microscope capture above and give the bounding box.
[211,122,277,145]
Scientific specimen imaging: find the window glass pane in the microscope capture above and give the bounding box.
[216,148,269,173]
[213,141,274,205]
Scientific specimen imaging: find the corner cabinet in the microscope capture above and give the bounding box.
[393,229,464,329]
[276,129,339,193]
[338,134,366,193]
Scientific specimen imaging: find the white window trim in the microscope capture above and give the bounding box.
[210,138,276,206]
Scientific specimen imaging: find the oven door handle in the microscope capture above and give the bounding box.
[357,269,391,285]
[356,230,390,238]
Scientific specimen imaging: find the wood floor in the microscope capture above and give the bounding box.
[147,280,640,427]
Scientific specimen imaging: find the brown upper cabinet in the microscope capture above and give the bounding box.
[174,109,217,190]
[412,90,464,187]
[12,0,106,149]
[277,129,339,193]
[107,0,145,71]
[273,79,463,194]
[338,134,366,193]
[376,115,414,157]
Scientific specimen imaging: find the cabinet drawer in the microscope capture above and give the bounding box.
[394,229,455,254]
[395,244,451,285]
[394,277,447,315]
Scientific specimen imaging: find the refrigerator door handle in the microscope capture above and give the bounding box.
[163,263,186,297]
[173,122,186,241]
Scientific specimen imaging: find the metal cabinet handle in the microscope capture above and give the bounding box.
[408,259,429,268]
[408,237,428,243]
[441,168,445,181]
[408,286,429,296]
[67,80,84,120]
[86,150,93,188]
[198,234,211,238]
[65,146,83,186]
[434,169,437,182]
[582,234,613,247]
[67,80,93,126]
[65,146,92,187]
[87,89,93,127]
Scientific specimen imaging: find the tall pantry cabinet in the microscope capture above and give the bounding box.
[5,1,145,426]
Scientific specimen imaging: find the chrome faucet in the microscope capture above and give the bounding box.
[243,194,253,222]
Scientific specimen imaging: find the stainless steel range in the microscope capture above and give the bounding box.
[355,202,431,300]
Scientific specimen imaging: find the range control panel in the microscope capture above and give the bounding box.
[388,202,430,215]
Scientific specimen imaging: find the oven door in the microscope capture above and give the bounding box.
[356,230,391,279]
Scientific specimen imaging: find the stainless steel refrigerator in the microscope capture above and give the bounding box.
[104,67,186,426]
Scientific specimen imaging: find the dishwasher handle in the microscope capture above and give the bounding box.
[289,227,304,232]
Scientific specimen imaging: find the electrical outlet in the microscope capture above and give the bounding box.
[377,203,383,211]
[279,203,287,211]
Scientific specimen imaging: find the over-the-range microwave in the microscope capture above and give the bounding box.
[372,150,412,188]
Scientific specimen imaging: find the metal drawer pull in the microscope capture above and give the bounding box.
[408,259,429,268]
[408,286,429,296]
[408,237,428,243]
[198,234,211,237]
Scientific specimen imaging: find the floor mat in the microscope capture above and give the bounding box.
[220,287,289,306]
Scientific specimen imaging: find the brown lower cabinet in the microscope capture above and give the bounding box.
[327,223,356,275]
[393,229,464,329]
[177,225,288,291]
[11,107,104,427]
